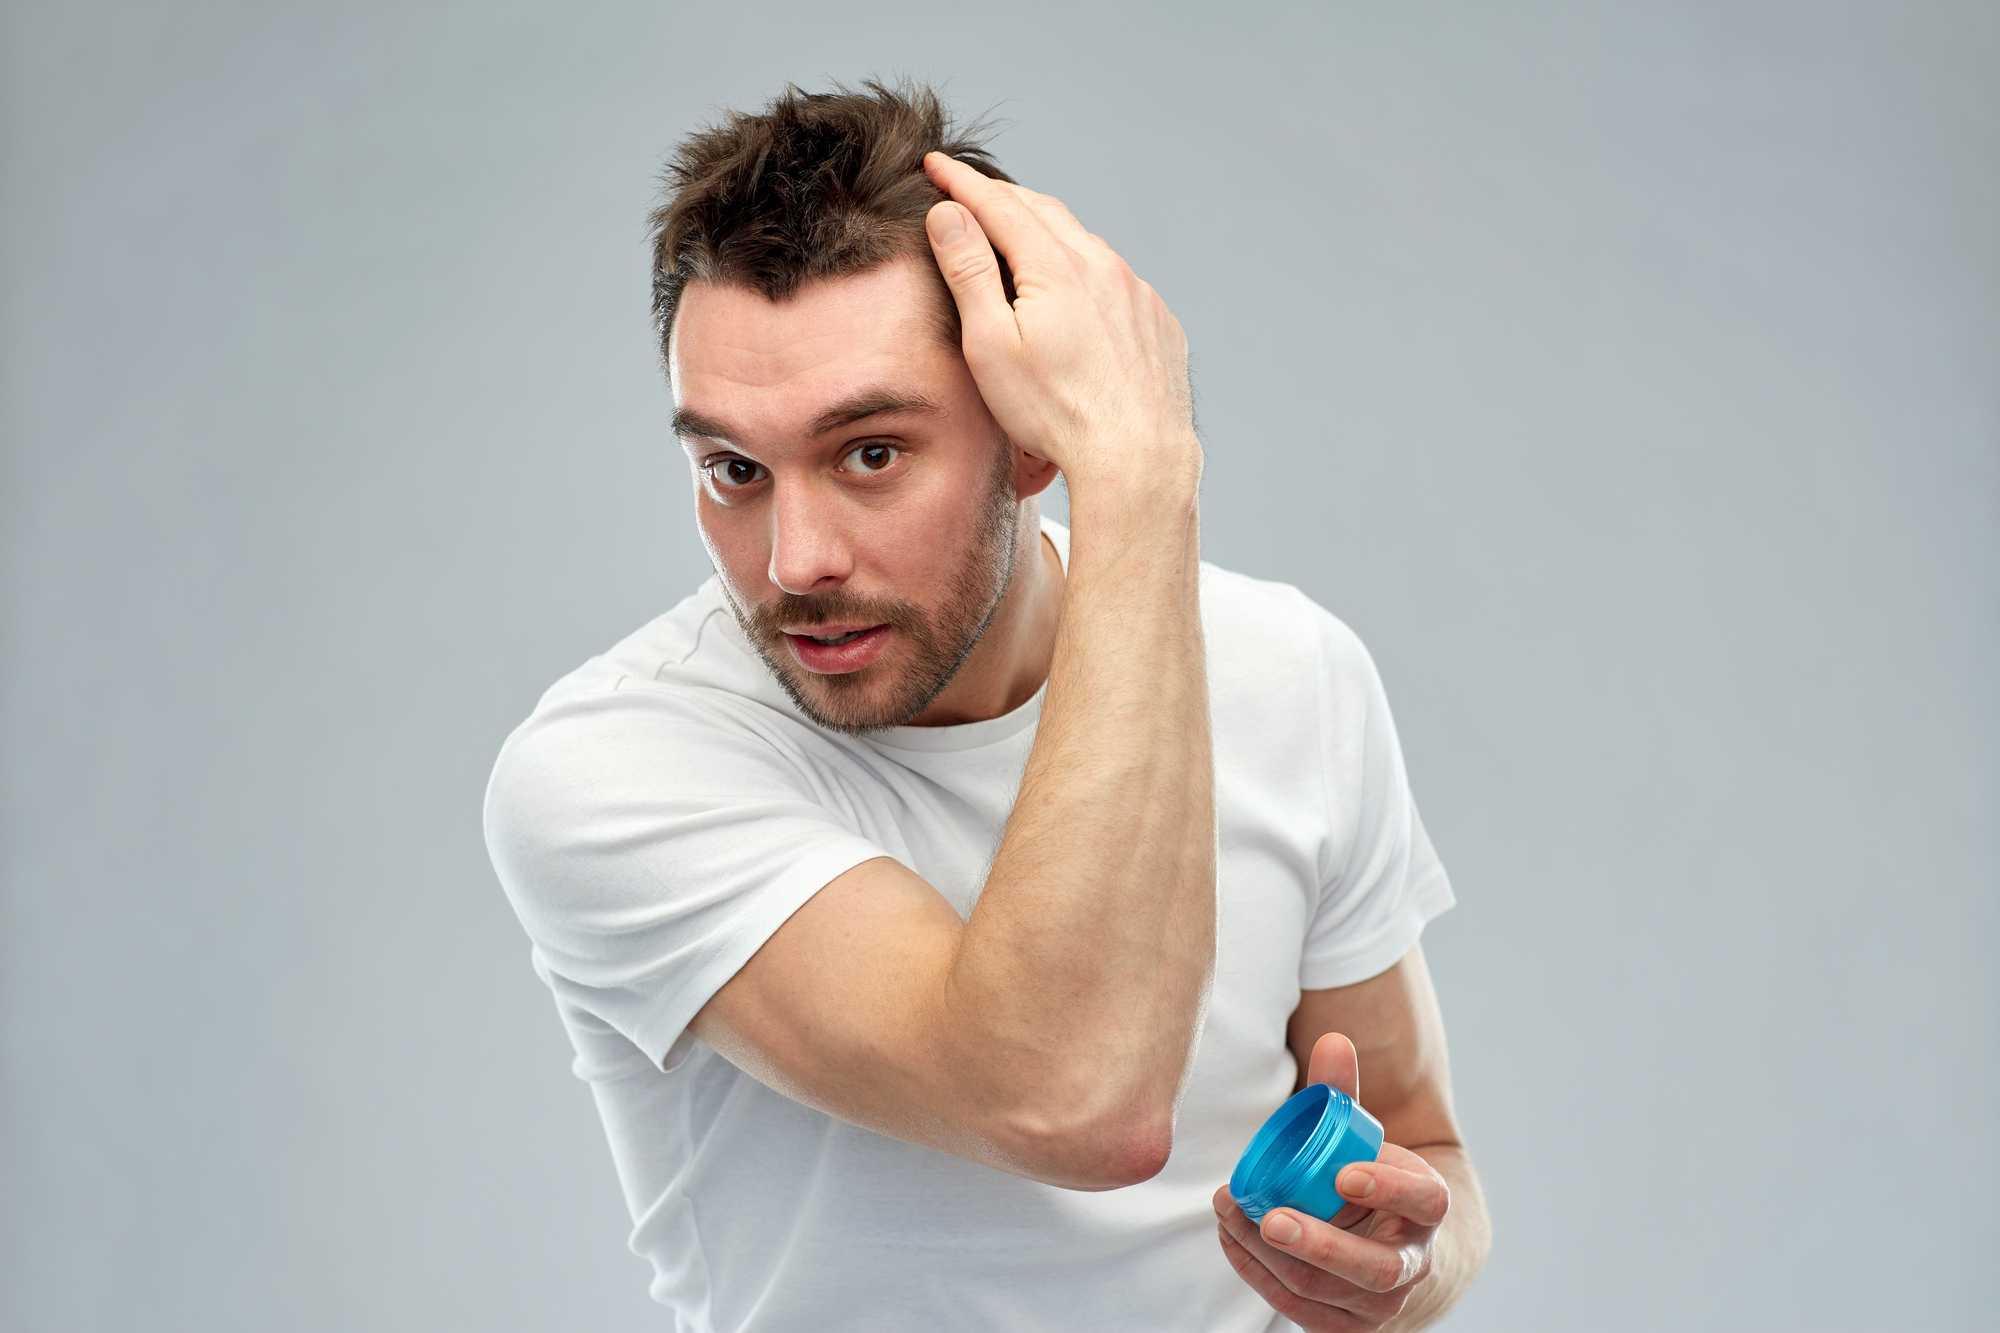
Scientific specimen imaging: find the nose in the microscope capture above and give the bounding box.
[767,475,854,596]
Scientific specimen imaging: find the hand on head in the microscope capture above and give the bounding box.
[921,153,1200,503]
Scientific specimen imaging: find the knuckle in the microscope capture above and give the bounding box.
[1294,1267,1351,1307]
[992,200,1033,231]
[1365,1290,1412,1323]
[1267,1286,1310,1319]
[1366,1254,1406,1292]
[940,249,994,285]
[1029,188,1070,217]
[1368,1179,1408,1216]
[1297,1231,1340,1268]
[1395,1183,1441,1227]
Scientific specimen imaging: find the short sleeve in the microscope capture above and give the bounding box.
[483,681,888,1068]
[1299,611,1456,990]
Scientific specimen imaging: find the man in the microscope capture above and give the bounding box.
[485,81,1490,1331]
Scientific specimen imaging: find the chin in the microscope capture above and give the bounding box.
[772,659,930,734]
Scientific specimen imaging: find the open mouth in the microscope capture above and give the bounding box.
[780,623,893,675]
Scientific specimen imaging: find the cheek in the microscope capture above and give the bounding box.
[869,465,999,581]
[692,485,770,591]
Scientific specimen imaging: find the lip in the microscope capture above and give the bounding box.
[782,624,892,675]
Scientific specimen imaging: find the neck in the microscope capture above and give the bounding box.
[906,500,1064,727]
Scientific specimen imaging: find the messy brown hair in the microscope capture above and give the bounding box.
[649,79,1013,355]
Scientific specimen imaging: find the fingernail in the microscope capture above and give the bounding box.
[1264,1212,1302,1246]
[927,203,967,247]
[1340,1168,1376,1200]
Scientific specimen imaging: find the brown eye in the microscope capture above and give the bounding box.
[844,443,899,472]
[710,458,766,488]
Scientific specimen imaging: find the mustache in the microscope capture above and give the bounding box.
[743,589,920,638]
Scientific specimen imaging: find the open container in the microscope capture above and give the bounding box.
[1228,1083,1385,1223]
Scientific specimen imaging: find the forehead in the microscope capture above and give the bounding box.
[669,259,955,438]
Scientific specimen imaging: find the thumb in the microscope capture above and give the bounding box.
[1308,1032,1360,1104]
[926,201,1014,352]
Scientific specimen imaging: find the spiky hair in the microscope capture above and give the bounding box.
[649,78,1012,352]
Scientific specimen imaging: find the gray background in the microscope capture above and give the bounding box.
[3,1,1994,1329]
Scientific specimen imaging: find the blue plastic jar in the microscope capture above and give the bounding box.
[1229,1083,1385,1223]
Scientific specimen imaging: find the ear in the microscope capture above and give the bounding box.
[1012,448,1062,501]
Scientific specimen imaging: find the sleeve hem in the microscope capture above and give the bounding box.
[626,838,891,1068]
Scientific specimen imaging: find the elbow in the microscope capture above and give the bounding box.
[1088,1114,1175,1189]
[998,1105,1176,1192]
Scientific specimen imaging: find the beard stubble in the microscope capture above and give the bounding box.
[730,446,1024,734]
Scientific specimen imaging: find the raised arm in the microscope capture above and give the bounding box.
[687,155,1214,1191]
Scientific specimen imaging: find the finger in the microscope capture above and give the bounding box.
[1335,1159,1450,1228]
[1216,1228,1307,1323]
[1307,1031,1359,1101]
[925,201,1016,349]
[1258,1208,1429,1294]
[923,152,1073,275]
[1214,1182,1364,1236]
[994,180,1099,249]
[1217,1228,1370,1332]
[1220,1213,1401,1325]
[1215,1195,1367,1302]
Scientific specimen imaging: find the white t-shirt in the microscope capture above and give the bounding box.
[484,520,1453,1332]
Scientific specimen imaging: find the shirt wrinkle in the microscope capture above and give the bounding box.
[482,519,1453,1332]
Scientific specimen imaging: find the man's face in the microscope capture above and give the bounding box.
[669,257,1025,733]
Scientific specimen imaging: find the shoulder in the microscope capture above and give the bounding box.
[483,581,813,848]
[1198,559,1376,699]
[528,579,757,706]
[1196,560,1399,808]
[507,577,800,734]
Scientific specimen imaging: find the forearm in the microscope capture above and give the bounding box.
[1384,1145,1490,1332]
[946,472,1214,1180]
[696,164,1217,1188]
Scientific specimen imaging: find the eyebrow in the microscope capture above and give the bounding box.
[807,389,942,437]
[670,407,739,444]
[671,389,943,448]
